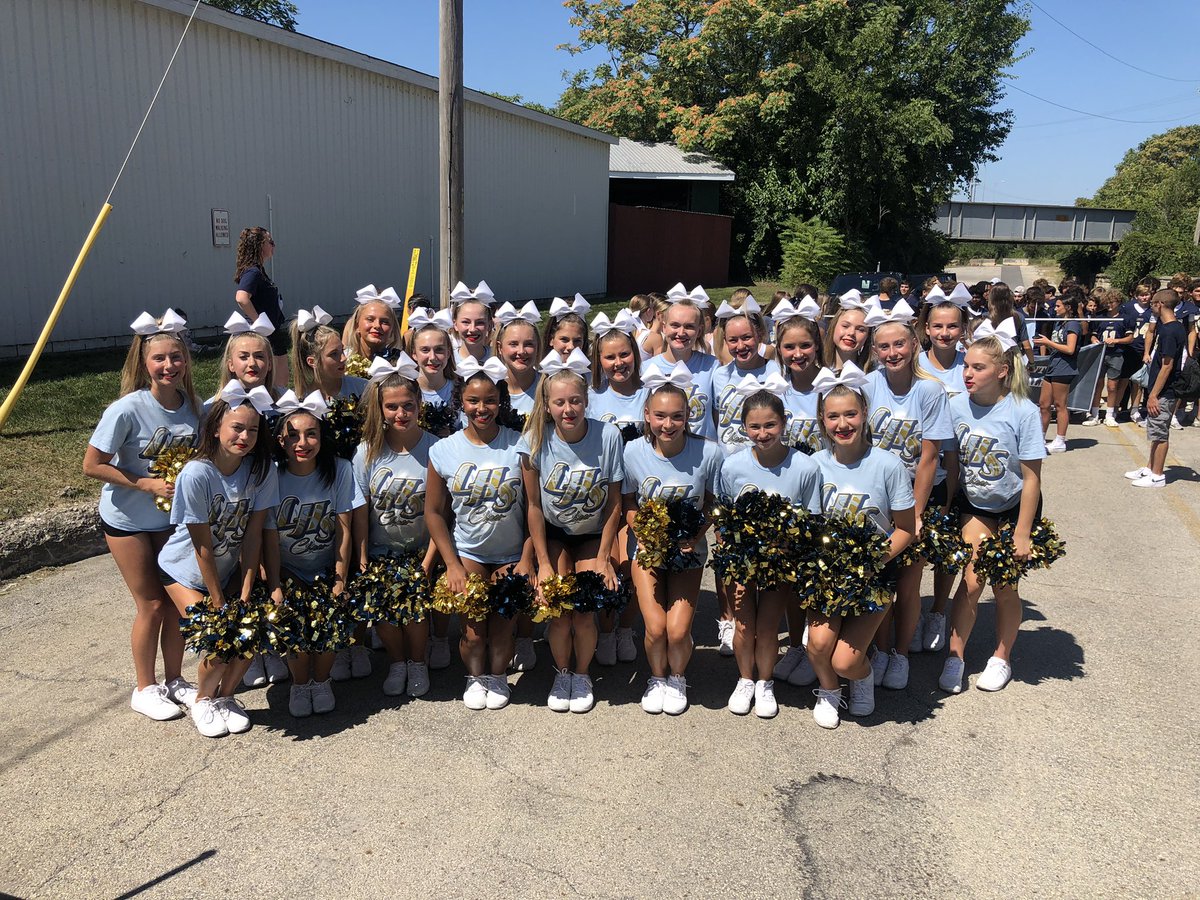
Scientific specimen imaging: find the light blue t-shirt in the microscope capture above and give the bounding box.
[717,446,823,514]
[919,350,967,398]
[622,435,723,508]
[157,459,280,592]
[813,446,915,536]
[421,381,454,407]
[712,360,771,455]
[781,384,823,454]
[517,419,624,535]
[641,352,718,440]
[429,427,525,564]
[507,374,540,416]
[90,390,199,533]
[588,384,647,436]
[268,458,364,583]
[353,432,437,557]
[950,393,1046,513]
[335,376,368,399]
[866,370,954,484]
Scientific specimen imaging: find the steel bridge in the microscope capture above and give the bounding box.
[935,202,1135,244]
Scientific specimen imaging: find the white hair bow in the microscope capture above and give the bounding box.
[733,370,789,398]
[549,294,592,319]
[715,295,761,320]
[219,379,275,413]
[665,283,711,308]
[368,352,420,381]
[924,285,948,304]
[973,317,1018,351]
[864,298,917,327]
[457,356,508,384]
[295,306,333,333]
[275,389,330,419]
[540,347,591,376]
[407,307,454,331]
[130,309,188,336]
[812,361,871,397]
[643,360,693,392]
[450,280,496,306]
[591,309,640,336]
[839,290,870,311]
[355,284,403,309]
[224,311,276,337]
[495,301,541,326]
[772,295,822,325]
[946,283,974,307]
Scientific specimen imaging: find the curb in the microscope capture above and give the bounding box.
[0,503,107,582]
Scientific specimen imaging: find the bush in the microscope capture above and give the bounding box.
[779,216,855,289]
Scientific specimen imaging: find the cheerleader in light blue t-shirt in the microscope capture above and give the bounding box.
[427,357,533,712]
[640,297,718,442]
[405,308,459,438]
[492,300,543,429]
[517,349,625,714]
[289,308,367,403]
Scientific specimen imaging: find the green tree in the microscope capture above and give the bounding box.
[779,216,856,288]
[557,0,1027,276]
[1081,125,1200,211]
[204,0,298,31]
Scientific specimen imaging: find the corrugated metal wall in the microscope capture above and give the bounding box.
[0,0,612,355]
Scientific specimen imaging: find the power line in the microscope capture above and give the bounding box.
[1004,82,1200,125]
[1030,1,1200,84]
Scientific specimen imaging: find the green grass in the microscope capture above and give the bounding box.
[0,281,779,519]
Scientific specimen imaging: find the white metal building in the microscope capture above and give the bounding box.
[0,0,616,355]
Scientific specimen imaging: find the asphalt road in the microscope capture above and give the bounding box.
[2,417,1197,899]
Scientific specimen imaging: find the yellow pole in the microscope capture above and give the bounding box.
[0,203,113,433]
[399,247,420,335]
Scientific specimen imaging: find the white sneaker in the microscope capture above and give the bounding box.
[641,676,666,714]
[882,651,910,690]
[595,631,618,666]
[1046,437,1067,453]
[869,648,889,686]
[812,687,844,729]
[1124,466,1152,480]
[288,682,312,717]
[976,656,1013,692]
[1171,416,1183,431]
[548,668,573,712]
[428,636,452,670]
[848,676,874,717]
[728,677,755,715]
[485,674,511,710]
[717,619,735,657]
[616,627,638,662]
[939,657,965,693]
[908,617,924,653]
[662,674,689,715]
[330,648,352,682]
[190,698,228,737]
[922,612,947,652]
[350,645,372,678]
[754,680,778,719]
[242,655,267,688]
[569,673,594,713]
[463,675,488,710]
[1104,414,1120,428]
[310,678,336,714]
[130,684,184,721]
[215,696,251,734]
[1136,417,1146,428]
[1130,409,1144,424]
[786,647,817,686]
[511,637,537,672]
[406,661,430,697]
[1081,414,1101,426]
[772,646,805,680]
[1131,473,1166,488]
[382,661,408,696]
[164,677,198,709]
[264,652,289,684]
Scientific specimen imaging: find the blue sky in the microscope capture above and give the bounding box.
[294,1,1200,207]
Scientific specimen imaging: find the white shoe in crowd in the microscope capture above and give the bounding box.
[330,648,352,682]
[728,677,755,715]
[264,652,289,684]
[939,657,965,694]
[1124,466,1151,480]
[615,627,638,662]
[215,696,251,733]
[428,636,452,670]
[1170,416,1183,431]
[569,673,594,713]
[787,648,817,686]
[595,631,618,666]
[1131,473,1166,488]
[754,680,778,719]
[662,674,688,715]
[349,645,372,678]
[130,684,184,721]
[191,698,228,737]
[922,612,946,652]
[848,676,874,717]
[1081,414,1101,426]
[1104,413,1120,427]
[1046,436,1067,453]
[812,687,844,729]
[407,662,430,697]
[288,682,312,718]
[242,655,267,688]
[382,661,408,697]
[773,646,804,680]
[976,656,1013,692]
[716,619,735,657]
[641,676,666,714]
[882,651,910,690]
[311,679,336,714]
[164,676,197,709]
[485,674,511,710]
[548,668,573,712]
[511,637,537,672]
[869,647,889,686]
[463,675,488,710]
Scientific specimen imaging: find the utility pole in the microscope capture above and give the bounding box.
[439,0,464,307]
[1193,206,1200,246]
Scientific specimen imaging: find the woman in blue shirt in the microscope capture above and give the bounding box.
[1033,291,1081,453]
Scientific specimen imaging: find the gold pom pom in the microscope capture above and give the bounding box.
[149,444,198,512]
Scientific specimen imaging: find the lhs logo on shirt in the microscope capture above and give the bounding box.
[821,485,881,522]
[956,424,1009,482]
[370,468,424,525]
[449,463,521,525]
[640,477,693,502]
[686,386,707,427]
[542,464,606,525]
[276,497,335,554]
[210,494,251,558]
[139,426,196,460]
[716,384,749,446]
[783,414,820,452]
[870,408,921,467]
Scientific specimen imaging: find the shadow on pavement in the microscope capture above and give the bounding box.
[113,849,217,899]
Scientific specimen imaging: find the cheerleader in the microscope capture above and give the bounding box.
[214,312,277,403]
[629,293,665,359]
[342,284,404,370]
[269,390,364,717]
[544,294,592,360]
[405,307,458,438]
[156,382,279,737]
[623,364,723,715]
[519,348,624,713]
[711,296,772,455]
[290,307,367,401]
[642,293,719,442]
[588,311,648,665]
[941,322,1044,694]
[807,363,915,729]
[717,388,822,718]
[823,291,874,371]
[863,304,955,690]
[353,355,440,698]
[427,357,533,710]
[83,310,201,721]
[493,300,542,420]
[449,280,495,363]
[1033,290,1081,453]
